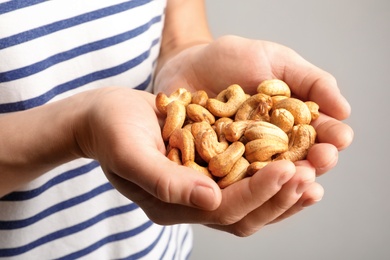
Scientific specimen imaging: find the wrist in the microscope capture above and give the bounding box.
[0,91,91,196]
[156,0,213,75]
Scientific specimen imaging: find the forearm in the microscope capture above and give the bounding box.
[156,0,213,74]
[0,94,87,197]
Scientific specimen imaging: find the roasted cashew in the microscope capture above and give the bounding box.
[184,161,213,178]
[270,108,295,133]
[274,124,316,162]
[257,79,291,97]
[246,161,270,176]
[208,141,245,177]
[244,121,289,143]
[217,157,250,189]
[206,84,247,117]
[305,101,320,120]
[273,97,311,125]
[223,120,253,142]
[191,121,228,163]
[245,138,288,163]
[156,88,191,114]
[235,93,273,121]
[162,100,187,141]
[191,90,209,107]
[271,95,288,106]
[166,147,182,165]
[214,117,234,142]
[186,104,215,124]
[168,128,195,164]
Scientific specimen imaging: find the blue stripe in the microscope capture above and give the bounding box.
[0,0,153,49]
[117,225,167,260]
[0,182,114,230]
[0,15,162,83]
[0,37,159,113]
[0,0,46,15]
[57,220,158,260]
[159,225,173,260]
[0,203,139,257]
[182,228,192,260]
[1,161,100,201]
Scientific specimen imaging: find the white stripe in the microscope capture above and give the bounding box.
[0,3,164,103]
[14,206,151,259]
[0,162,107,221]
[0,1,164,72]
[0,0,128,39]
[2,26,161,103]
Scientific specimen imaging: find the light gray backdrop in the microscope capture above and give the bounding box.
[191,1,390,259]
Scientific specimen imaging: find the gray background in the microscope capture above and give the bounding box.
[191,1,390,259]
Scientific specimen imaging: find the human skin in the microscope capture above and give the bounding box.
[0,0,353,237]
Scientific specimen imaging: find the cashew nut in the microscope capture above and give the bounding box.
[162,100,187,141]
[305,101,320,120]
[257,79,291,97]
[167,147,182,165]
[273,97,312,125]
[184,161,213,178]
[223,120,253,142]
[186,104,215,124]
[245,138,289,163]
[244,121,289,143]
[168,128,195,164]
[270,108,295,133]
[274,124,316,162]
[192,121,228,163]
[191,90,209,107]
[206,84,247,117]
[246,161,270,176]
[235,93,273,121]
[208,141,245,177]
[156,88,192,114]
[217,157,250,189]
[214,117,234,142]
[271,95,288,106]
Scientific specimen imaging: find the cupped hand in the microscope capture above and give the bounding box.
[74,87,223,211]
[73,87,320,235]
[155,35,354,174]
[153,35,354,232]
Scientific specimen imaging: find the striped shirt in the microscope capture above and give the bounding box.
[0,1,193,259]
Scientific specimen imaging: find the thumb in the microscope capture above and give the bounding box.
[109,149,222,211]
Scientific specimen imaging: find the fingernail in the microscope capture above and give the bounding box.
[190,185,216,210]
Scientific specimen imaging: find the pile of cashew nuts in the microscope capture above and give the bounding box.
[156,79,319,188]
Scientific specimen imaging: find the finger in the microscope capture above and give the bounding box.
[104,171,198,225]
[280,51,351,120]
[269,182,324,224]
[293,143,340,177]
[214,165,316,236]
[137,160,295,226]
[312,113,354,151]
[306,143,338,176]
[109,148,222,211]
[211,160,296,224]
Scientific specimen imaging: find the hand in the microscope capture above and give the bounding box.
[74,87,321,236]
[153,35,354,232]
[74,87,222,209]
[155,35,353,173]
